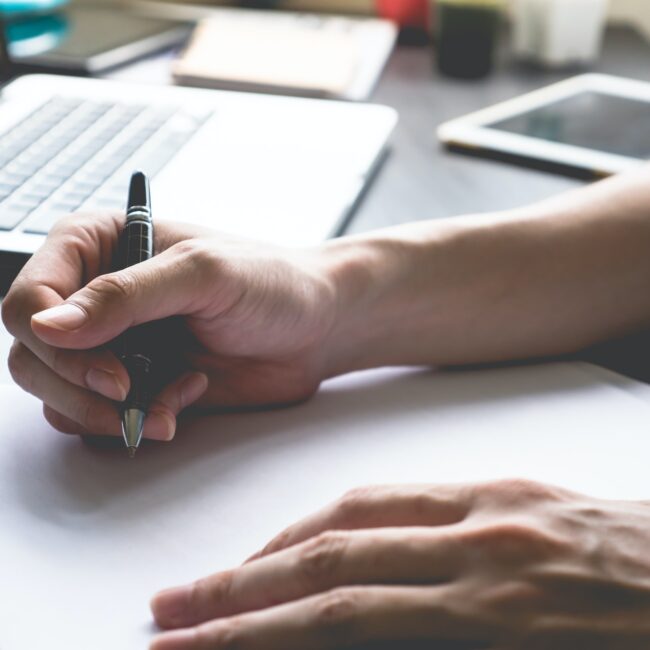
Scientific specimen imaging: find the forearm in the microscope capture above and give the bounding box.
[320,165,650,376]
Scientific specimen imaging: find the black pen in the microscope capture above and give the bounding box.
[116,171,154,458]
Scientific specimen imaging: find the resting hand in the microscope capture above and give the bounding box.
[2,213,339,440]
[150,479,650,649]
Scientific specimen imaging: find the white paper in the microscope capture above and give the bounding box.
[2,361,650,649]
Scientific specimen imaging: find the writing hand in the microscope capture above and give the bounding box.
[2,213,339,440]
[150,479,650,649]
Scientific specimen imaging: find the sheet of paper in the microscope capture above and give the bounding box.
[2,361,650,649]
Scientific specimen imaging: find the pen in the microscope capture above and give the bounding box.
[116,171,154,458]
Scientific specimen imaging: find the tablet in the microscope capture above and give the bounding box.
[3,4,191,74]
[437,74,650,178]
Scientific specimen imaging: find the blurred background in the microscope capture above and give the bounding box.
[1,0,650,373]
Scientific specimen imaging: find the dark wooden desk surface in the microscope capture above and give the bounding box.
[350,26,650,235]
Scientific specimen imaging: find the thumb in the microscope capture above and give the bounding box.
[31,247,201,350]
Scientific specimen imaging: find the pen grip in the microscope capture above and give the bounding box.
[115,215,155,409]
[121,217,153,268]
[121,350,152,412]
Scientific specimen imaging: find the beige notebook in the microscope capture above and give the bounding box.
[172,10,395,99]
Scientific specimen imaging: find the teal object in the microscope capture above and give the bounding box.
[5,13,68,57]
[0,0,68,17]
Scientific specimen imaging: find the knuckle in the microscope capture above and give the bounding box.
[70,397,94,431]
[191,571,234,612]
[1,287,23,335]
[297,531,348,588]
[42,405,75,435]
[481,581,543,617]
[490,478,551,500]
[197,619,243,650]
[49,212,80,235]
[7,341,34,393]
[337,486,378,522]
[465,521,562,561]
[173,239,215,271]
[261,528,293,557]
[48,345,66,377]
[170,238,198,258]
[312,588,359,640]
[191,245,221,279]
[410,490,447,519]
[86,271,138,303]
[475,479,562,512]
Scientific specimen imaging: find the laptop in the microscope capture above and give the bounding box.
[0,31,397,266]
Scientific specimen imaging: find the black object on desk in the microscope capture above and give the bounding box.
[435,0,502,79]
[115,171,154,458]
[2,4,191,75]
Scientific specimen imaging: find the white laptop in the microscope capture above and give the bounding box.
[0,69,396,256]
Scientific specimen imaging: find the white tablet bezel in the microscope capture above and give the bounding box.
[437,74,650,176]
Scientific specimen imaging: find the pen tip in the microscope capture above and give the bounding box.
[128,446,137,459]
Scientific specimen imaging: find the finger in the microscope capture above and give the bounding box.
[8,335,129,403]
[146,372,209,441]
[3,213,215,351]
[7,213,209,302]
[29,238,227,351]
[8,342,172,440]
[151,527,463,629]
[5,212,124,304]
[41,372,207,441]
[150,585,489,650]
[43,404,93,436]
[4,276,131,402]
[250,483,473,561]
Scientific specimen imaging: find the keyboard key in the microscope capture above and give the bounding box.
[0,182,17,194]
[21,186,54,201]
[10,195,42,210]
[60,190,91,205]
[24,210,69,234]
[69,180,100,194]
[0,205,32,230]
[0,172,25,188]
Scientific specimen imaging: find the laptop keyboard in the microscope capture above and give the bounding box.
[0,96,211,234]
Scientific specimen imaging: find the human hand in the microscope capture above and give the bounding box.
[2,213,340,441]
[150,479,650,649]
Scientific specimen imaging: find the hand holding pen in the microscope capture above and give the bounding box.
[4,195,333,444]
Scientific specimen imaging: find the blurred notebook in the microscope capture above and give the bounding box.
[172,9,397,100]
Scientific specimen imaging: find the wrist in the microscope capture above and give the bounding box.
[314,224,443,378]
[313,214,513,379]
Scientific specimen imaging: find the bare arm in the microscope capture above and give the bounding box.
[4,166,650,437]
[321,164,650,376]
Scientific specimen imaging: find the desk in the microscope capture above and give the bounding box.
[2,26,650,649]
[0,25,649,383]
[103,25,650,233]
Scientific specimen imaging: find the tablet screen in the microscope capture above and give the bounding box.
[488,91,650,159]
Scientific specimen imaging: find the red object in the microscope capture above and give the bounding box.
[375,0,429,28]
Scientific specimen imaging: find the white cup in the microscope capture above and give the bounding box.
[511,0,609,67]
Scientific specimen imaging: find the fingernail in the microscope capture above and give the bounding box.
[86,368,128,402]
[151,586,193,628]
[145,410,176,442]
[180,373,209,410]
[32,303,88,331]
[151,629,197,650]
